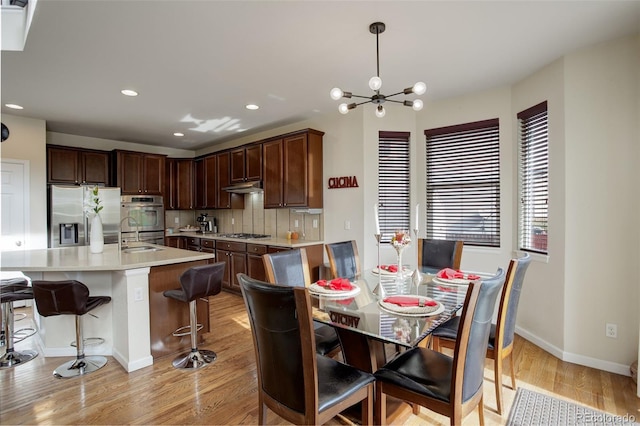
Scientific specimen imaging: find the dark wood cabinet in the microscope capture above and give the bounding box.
[47,145,110,185]
[246,244,267,282]
[194,155,217,209]
[231,144,262,183]
[165,159,177,209]
[262,129,323,209]
[165,235,186,249]
[216,152,244,209]
[115,150,166,195]
[175,159,194,209]
[216,240,247,293]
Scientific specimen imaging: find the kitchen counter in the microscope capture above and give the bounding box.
[167,231,323,248]
[3,243,215,373]
[1,243,214,272]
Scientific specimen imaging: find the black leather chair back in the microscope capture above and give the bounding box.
[238,274,307,413]
[326,241,359,280]
[263,249,308,288]
[179,262,225,302]
[32,280,90,316]
[502,253,531,348]
[419,239,462,269]
[460,268,505,402]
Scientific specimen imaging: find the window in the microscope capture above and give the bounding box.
[424,119,500,247]
[518,101,548,254]
[378,131,410,243]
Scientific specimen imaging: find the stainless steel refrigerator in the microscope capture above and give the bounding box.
[48,185,121,248]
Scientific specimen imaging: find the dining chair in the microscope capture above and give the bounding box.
[237,273,375,425]
[262,248,341,357]
[431,253,531,414]
[374,268,506,426]
[417,238,464,270]
[325,240,361,280]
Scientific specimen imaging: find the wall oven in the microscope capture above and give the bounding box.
[120,195,165,245]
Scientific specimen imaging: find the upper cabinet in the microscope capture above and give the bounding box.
[230,144,262,183]
[165,159,194,210]
[47,145,110,186]
[115,150,166,195]
[194,155,217,210]
[216,152,244,209]
[262,129,324,209]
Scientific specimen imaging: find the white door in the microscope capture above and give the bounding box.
[0,159,29,251]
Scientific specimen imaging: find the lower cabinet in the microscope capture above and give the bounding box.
[247,244,268,282]
[165,236,186,249]
[216,241,247,294]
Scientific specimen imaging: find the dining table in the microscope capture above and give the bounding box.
[310,266,488,373]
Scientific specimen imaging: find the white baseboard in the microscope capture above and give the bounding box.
[516,326,631,377]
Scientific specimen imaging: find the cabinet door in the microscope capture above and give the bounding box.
[194,158,205,209]
[203,155,217,208]
[230,148,245,183]
[229,251,247,293]
[47,146,80,184]
[216,152,231,208]
[143,154,165,194]
[262,139,284,208]
[247,253,266,282]
[81,151,110,185]
[283,133,308,207]
[175,159,194,209]
[216,249,231,289]
[245,144,263,181]
[165,159,177,210]
[119,152,143,194]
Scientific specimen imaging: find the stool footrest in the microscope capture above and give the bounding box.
[172,323,203,337]
[70,337,105,347]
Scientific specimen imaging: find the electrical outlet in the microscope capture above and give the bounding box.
[312,219,318,228]
[134,288,143,302]
[344,220,351,230]
[231,218,235,225]
[174,217,179,224]
[294,219,299,228]
[605,323,617,338]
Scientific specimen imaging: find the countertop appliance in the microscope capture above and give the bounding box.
[48,185,121,248]
[120,195,165,245]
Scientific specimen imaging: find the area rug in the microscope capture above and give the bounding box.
[507,388,637,425]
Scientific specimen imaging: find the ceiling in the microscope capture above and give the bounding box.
[2,1,639,150]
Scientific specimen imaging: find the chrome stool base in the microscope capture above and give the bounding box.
[54,355,108,378]
[172,349,217,370]
[0,349,38,368]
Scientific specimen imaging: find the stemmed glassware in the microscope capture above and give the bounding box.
[390,230,411,280]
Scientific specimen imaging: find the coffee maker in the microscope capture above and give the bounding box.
[196,213,210,233]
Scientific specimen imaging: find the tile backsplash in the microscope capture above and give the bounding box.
[165,192,323,241]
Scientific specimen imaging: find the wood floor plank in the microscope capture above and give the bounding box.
[1,291,638,425]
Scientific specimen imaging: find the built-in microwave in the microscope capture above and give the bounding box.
[120,195,165,234]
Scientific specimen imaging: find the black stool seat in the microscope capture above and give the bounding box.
[163,262,225,370]
[1,280,38,368]
[32,280,111,378]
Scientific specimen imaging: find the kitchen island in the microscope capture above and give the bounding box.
[1,243,215,372]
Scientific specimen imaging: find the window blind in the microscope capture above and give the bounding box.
[518,101,548,254]
[424,119,500,247]
[378,131,411,243]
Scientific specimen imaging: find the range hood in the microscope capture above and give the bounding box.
[222,181,263,194]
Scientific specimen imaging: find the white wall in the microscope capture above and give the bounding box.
[0,114,48,249]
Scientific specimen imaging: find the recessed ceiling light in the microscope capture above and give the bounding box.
[121,89,138,97]
[5,103,24,110]
[173,132,184,137]
[245,104,259,110]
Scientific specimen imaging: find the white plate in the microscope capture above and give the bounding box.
[179,227,198,232]
[432,277,472,286]
[308,283,361,298]
[378,300,445,317]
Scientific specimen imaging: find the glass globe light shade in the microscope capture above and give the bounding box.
[339,103,349,114]
[369,76,382,91]
[375,105,386,118]
[330,87,343,100]
[412,99,424,111]
[412,82,427,95]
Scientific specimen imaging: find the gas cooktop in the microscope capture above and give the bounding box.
[217,233,271,239]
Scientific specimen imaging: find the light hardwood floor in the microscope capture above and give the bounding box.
[1,291,638,425]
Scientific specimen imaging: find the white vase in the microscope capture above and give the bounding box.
[90,214,104,254]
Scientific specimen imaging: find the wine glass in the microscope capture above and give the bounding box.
[390,230,411,280]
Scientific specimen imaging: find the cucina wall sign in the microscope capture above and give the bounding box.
[328,176,359,189]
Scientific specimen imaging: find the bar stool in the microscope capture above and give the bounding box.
[0,278,38,368]
[163,262,225,369]
[31,280,111,378]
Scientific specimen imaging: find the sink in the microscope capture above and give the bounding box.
[122,245,164,253]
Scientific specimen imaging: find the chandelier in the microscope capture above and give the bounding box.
[330,22,426,118]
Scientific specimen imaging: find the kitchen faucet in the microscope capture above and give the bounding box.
[119,216,140,250]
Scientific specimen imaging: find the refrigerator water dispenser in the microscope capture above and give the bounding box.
[59,223,79,245]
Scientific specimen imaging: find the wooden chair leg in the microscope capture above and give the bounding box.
[375,384,387,425]
[432,336,441,352]
[494,355,504,415]
[508,352,517,389]
[361,385,373,426]
[478,394,485,426]
[411,403,420,415]
[259,399,266,425]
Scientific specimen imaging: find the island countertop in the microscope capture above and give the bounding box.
[1,243,215,272]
